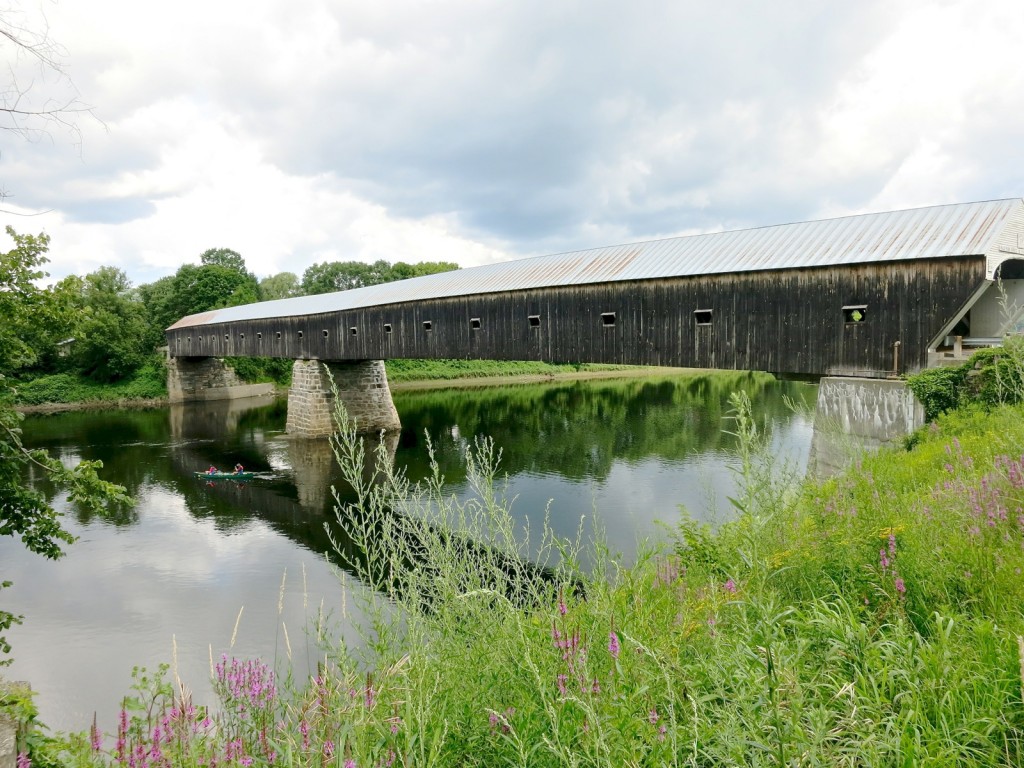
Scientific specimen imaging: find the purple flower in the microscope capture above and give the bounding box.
[16,752,31,768]
[649,708,659,724]
[345,760,357,768]
[723,579,736,593]
[90,715,103,752]
[323,740,335,758]
[608,630,620,660]
[557,674,568,696]
[895,577,906,595]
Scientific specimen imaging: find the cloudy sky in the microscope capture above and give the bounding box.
[2,0,1023,288]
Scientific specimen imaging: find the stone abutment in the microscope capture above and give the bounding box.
[167,357,275,403]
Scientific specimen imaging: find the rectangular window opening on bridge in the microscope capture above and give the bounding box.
[322,330,330,338]
[601,312,616,327]
[198,335,203,343]
[470,317,482,330]
[843,305,867,324]
[694,309,713,326]
[384,323,393,334]
[257,333,262,340]
[297,331,303,339]
[528,315,541,328]
[276,332,282,340]
[239,333,244,341]
[349,327,358,336]
[187,337,191,345]
[423,321,433,331]
[224,334,229,342]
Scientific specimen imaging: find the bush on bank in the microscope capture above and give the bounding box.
[10,357,167,406]
[14,394,1024,766]
[907,338,1024,420]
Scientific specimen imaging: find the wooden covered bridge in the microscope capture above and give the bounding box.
[166,198,1024,436]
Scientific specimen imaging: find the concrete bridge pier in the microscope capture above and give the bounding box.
[809,377,925,477]
[167,356,275,403]
[286,359,401,438]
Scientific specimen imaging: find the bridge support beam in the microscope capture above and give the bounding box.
[286,359,401,438]
[809,377,925,477]
[167,356,276,403]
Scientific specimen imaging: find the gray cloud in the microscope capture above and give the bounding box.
[218,1,896,247]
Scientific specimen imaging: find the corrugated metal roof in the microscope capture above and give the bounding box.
[170,198,1024,329]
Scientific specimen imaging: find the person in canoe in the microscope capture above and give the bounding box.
[234,463,244,474]
[206,465,219,475]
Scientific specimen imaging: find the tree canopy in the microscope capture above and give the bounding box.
[300,258,459,296]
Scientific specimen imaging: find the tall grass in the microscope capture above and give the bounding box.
[19,382,1024,766]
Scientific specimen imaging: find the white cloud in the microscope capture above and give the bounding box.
[2,0,1022,289]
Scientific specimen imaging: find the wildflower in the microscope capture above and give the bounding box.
[649,708,659,724]
[557,674,568,696]
[365,674,377,709]
[489,711,499,731]
[591,677,601,694]
[16,752,30,768]
[894,577,906,595]
[608,630,620,660]
[116,707,128,761]
[88,713,103,752]
[723,578,736,593]
[558,588,567,616]
[324,740,335,758]
[345,760,357,768]
[659,724,668,742]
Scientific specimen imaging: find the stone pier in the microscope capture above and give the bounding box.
[286,359,401,437]
[167,356,276,403]
[809,377,925,477]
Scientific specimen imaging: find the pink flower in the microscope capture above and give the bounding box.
[723,579,736,593]
[16,752,31,768]
[608,630,620,660]
[649,708,659,724]
[895,577,906,595]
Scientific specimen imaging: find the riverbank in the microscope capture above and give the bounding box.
[13,364,704,413]
[12,394,1024,765]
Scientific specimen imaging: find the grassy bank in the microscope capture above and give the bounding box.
[9,359,167,408]
[13,389,1024,766]
[10,358,653,408]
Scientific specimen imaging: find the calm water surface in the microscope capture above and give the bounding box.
[2,371,816,733]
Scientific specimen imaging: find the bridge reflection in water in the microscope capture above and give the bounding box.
[168,394,560,608]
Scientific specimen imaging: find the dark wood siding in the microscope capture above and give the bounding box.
[167,257,988,378]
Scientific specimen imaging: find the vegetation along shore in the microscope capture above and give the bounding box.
[2,342,1023,766]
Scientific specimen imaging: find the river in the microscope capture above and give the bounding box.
[1,370,816,734]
